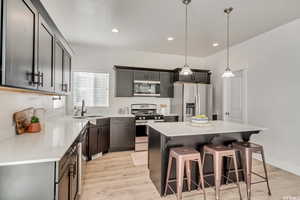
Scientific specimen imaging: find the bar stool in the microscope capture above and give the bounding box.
[203,145,243,200]
[164,147,206,200]
[229,142,271,200]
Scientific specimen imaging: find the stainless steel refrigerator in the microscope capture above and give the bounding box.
[171,82,213,122]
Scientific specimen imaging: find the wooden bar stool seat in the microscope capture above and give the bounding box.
[203,145,243,200]
[164,147,206,200]
[230,142,271,200]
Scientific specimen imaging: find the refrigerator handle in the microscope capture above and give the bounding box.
[195,96,199,115]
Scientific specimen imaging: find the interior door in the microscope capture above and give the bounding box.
[5,0,38,89]
[223,70,246,122]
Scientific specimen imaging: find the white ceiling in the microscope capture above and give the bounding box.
[41,0,300,57]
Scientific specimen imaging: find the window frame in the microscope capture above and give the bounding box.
[72,71,110,108]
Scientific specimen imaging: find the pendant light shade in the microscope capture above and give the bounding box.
[222,67,235,78]
[180,64,193,75]
[180,0,193,76]
[222,7,235,78]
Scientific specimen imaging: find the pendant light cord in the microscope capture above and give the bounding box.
[185,4,188,66]
[227,11,230,68]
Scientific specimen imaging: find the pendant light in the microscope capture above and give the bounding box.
[222,7,235,78]
[180,0,193,76]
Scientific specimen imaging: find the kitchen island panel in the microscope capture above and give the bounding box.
[148,124,261,196]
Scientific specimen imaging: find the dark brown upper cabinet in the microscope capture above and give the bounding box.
[54,41,64,93]
[63,52,71,93]
[38,15,54,92]
[5,0,38,89]
[134,70,160,81]
[160,71,174,98]
[115,68,133,97]
[174,68,211,84]
[1,0,73,94]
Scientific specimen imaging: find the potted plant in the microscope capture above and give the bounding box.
[27,116,41,133]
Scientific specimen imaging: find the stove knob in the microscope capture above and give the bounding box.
[143,117,146,120]
[139,117,142,120]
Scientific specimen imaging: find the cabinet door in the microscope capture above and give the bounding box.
[133,70,147,81]
[38,15,54,92]
[115,69,133,97]
[160,72,174,98]
[110,118,135,152]
[194,71,210,84]
[101,125,110,153]
[63,52,71,93]
[54,41,64,93]
[58,170,70,200]
[88,126,99,158]
[69,149,78,200]
[148,71,160,81]
[5,0,38,89]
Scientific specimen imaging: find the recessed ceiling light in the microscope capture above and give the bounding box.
[112,28,119,33]
[212,43,219,47]
[167,37,175,41]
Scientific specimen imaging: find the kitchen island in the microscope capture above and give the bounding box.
[147,120,265,196]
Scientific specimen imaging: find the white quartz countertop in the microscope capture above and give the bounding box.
[148,120,266,137]
[0,114,135,166]
[0,117,88,166]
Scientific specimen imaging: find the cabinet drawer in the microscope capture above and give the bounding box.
[110,117,135,124]
[96,118,110,126]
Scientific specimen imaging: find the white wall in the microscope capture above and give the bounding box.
[70,44,207,114]
[0,91,65,140]
[205,19,300,175]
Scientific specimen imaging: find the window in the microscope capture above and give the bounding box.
[73,72,109,107]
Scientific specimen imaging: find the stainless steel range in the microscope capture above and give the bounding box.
[131,104,164,151]
[131,104,164,123]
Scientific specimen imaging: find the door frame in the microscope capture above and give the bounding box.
[222,68,248,123]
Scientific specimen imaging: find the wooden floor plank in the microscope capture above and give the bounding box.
[80,151,300,200]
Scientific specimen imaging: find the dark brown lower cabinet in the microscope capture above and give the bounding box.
[101,125,110,153]
[88,118,110,159]
[110,117,135,152]
[164,116,179,122]
[69,146,79,200]
[58,167,70,200]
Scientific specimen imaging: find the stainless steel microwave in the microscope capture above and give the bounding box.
[133,80,160,97]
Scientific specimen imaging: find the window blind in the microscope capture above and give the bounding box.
[72,72,109,107]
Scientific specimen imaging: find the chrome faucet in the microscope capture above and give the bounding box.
[81,100,87,117]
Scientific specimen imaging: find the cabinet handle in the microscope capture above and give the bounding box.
[72,163,76,178]
[39,73,44,87]
[62,84,68,92]
[27,72,41,86]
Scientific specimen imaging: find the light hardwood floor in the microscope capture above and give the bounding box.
[80,151,300,200]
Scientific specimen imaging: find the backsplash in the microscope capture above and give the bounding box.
[0,91,66,141]
[81,97,171,115]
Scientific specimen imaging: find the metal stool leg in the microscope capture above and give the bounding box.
[164,156,173,196]
[213,153,223,200]
[197,158,207,200]
[185,160,192,191]
[244,150,252,200]
[261,149,272,196]
[176,158,185,200]
[232,153,243,200]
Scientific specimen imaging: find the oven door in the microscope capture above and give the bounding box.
[133,80,160,97]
